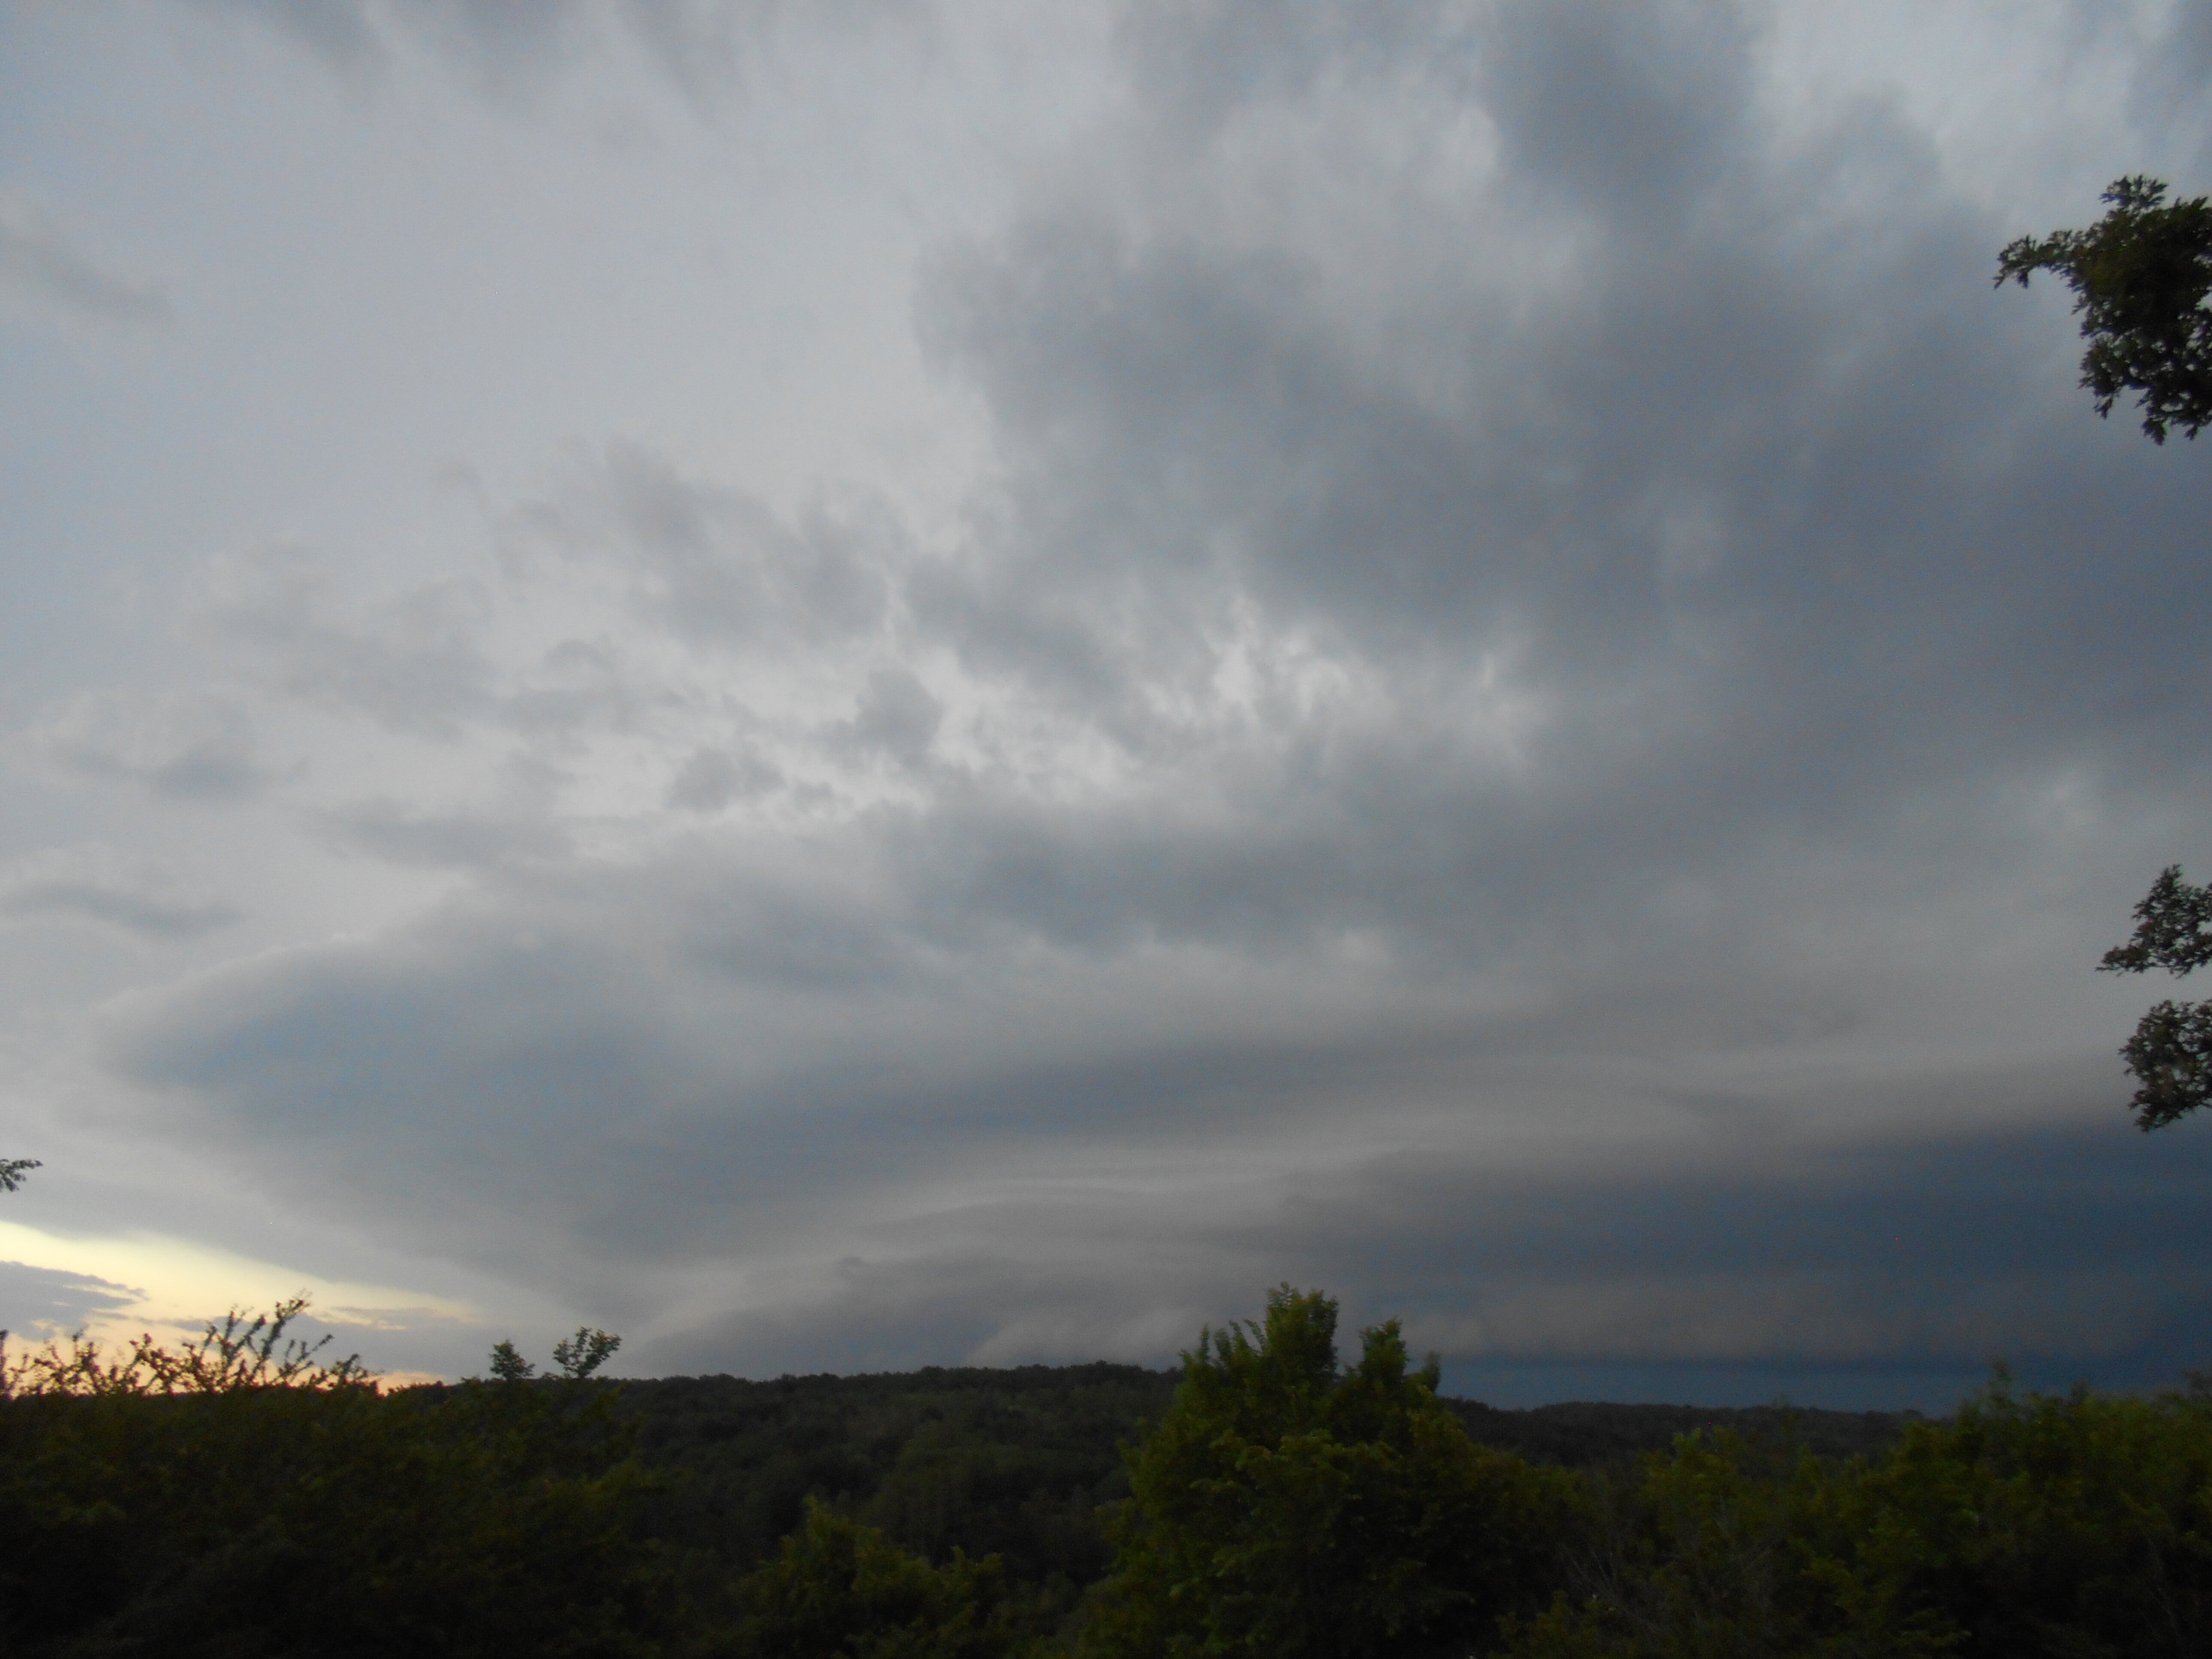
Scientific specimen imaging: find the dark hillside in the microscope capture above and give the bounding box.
[603,1362,1923,1598]
[610,1362,1179,1613]
[12,1309,2182,1659]
[1443,1397,1921,1467]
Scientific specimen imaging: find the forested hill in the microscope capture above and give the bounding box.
[1440,1396,1920,1467]
[594,1362,1921,1597]
[9,1297,2192,1657]
[614,1364,1919,1478]
[603,1364,1182,1598]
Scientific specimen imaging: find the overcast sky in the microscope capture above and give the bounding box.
[4,0,2212,1407]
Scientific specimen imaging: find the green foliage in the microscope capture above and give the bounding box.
[2098,866,2212,977]
[616,1362,1175,1619]
[1441,1398,1912,1468]
[1080,1285,1574,1659]
[1997,175,2212,442]
[2099,865,2212,1128]
[2,1338,1171,1653]
[482,1327,620,1384]
[2002,178,2212,1121]
[8,1283,2210,1657]
[2114,1000,2212,1131]
[0,1156,37,1193]
[725,1497,1027,1659]
[1860,1373,2212,1657]
[1496,1373,2212,1659]
[559,1327,624,1380]
[0,1304,672,1657]
[1496,1426,1942,1659]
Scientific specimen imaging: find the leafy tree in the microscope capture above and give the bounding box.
[4,1294,367,1397]
[1854,1372,2212,1658]
[1498,1374,2212,1659]
[557,1326,623,1380]
[611,1361,1175,1633]
[0,1300,672,1656]
[481,1328,619,1384]
[2098,865,2212,1128]
[2001,190,2212,1123]
[1497,1428,1942,1659]
[1080,1285,1574,1659]
[1997,175,2212,441]
[730,1497,1024,1659]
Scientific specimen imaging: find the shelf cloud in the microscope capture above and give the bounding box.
[5,0,2209,1401]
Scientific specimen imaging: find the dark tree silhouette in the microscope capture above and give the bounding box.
[1998,175,2212,441]
[2001,185,2212,1125]
[2100,866,2212,1128]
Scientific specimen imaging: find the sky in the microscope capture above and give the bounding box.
[3,0,2212,1409]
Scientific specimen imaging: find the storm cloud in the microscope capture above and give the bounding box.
[4,0,2211,1402]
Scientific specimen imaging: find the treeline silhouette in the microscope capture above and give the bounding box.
[593,1364,1913,1603]
[3,1287,2207,1656]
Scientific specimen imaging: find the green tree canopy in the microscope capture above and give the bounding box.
[1081,1285,1573,1659]
[732,1498,1021,1659]
[1998,175,2212,441]
[0,1300,669,1657]
[556,1326,622,1380]
[1498,1372,2212,1659]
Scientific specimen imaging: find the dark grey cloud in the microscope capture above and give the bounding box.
[666,744,783,812]
[613,0,821,112]
[0,1261,145,1343]
[0,849,243,940]
[97,817,2192,1399]
[33,691,282,801]
[79,0,2212,1401]
[502,638,658,744]
[105,834,1358,1266]
[1330,1103,2212,1336]
[182,0,392,82]
[0,194,174,330]
[912,0,2212,942]
[1476,0,1755,232]
[185,0,577,94]
[835,667,942,771]
[393,0,583,92]
[638,1055,2212,1399]
[316,799,571,870]
[187,0,924,110]
[504,442,899,653]
[200,547,498,739]
[197,543,659,749]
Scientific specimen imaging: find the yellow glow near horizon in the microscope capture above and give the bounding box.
[0,1220,477,1349]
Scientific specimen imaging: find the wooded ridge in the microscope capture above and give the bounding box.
[3,1286,2201,1657]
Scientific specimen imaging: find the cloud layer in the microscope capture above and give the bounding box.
[5,0,2212,1402]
